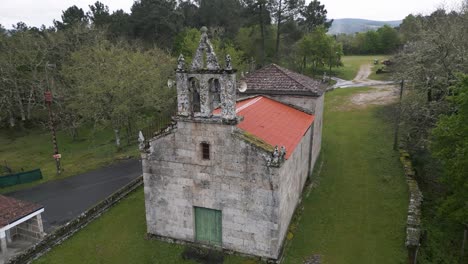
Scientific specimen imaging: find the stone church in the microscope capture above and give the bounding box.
[141,28,326,259]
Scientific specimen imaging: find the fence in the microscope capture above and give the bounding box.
[0,169,42,188]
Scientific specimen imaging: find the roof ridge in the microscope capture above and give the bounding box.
[271,64,310,90]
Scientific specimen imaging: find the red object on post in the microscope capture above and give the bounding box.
[44,91,52,103]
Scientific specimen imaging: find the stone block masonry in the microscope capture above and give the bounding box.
[9,215,44,243]
[143,118,317,259]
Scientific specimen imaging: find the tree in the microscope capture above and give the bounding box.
[54,5,88,30]
[299,0,332,33]
[178,0,200,28]
[376,25,400,54]
[242,0,272,65]
[295,26,342,74]
[62,41,174,147]
[129,0,183,48]
[270,0,305,61]
[235,25,276,68]
[430,74,468,264]
[88,1,111,27]
[107,9,131,39]
[197,0,245,39]
[399,14,422,42]
[0,24,49,128]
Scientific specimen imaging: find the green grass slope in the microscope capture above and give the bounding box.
[283,88,408,263]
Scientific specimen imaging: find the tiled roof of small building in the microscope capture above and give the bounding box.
[233,96,314,159]
[0,195,43,228]
[240,64,326,96]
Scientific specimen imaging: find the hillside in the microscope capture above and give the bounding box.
[329,18,402,35]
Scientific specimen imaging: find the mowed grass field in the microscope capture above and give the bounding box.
[0,127,138,193]
[33,88,407,264]
[283,88,408,263]
[33,187,261,264]
[334,55,388,80]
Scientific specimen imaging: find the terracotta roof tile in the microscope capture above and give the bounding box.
[240,64,326,96]
[233,96,314,159]
[0,195,43,228]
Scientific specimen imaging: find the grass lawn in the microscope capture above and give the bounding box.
[282,87,408,263]
[334,55,387,80]
[33,188,261,264]
[0,127,138,193]
[369,62,392,81]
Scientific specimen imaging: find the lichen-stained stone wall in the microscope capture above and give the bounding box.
[142,121,285,258]
[311,94,324,170]
[277,126,313,249]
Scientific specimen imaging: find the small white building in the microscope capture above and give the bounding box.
[0,195,45,264]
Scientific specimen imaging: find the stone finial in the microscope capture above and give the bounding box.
[225,54,232,70]
[138,131,145,151]
[266,145,286,167]
[191,26,220,71]
[177,54,185,71]
[280,146,286,159]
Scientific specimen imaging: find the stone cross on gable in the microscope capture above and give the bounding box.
[191,26,220,71]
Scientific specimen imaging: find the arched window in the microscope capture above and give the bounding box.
[189,78,201,113]
[209,78,221,110]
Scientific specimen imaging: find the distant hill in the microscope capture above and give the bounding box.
[328,18,402,35]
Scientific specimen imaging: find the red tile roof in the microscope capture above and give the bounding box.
[240,64,326,96]
[0,195,43,228]
[216,96,314,159]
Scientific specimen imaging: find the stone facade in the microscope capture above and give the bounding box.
[8,215,44,243]
[142,28,324,260]
[142,119,317,258]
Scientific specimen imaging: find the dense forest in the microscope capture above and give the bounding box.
[392,4,468,263]
[0,0,342,138]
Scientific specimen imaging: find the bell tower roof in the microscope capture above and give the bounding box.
[175,27,238,123]
[191,26,220,71]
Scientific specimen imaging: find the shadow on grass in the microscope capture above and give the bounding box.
[181,246,224,264]
[372,102,398,125]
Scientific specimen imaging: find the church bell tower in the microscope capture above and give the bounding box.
[175,27,238,123]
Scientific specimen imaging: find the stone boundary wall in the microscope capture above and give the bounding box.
[399,150,423,263]
[7,175,143,264]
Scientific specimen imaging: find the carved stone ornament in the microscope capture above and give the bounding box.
[177,54,185,71]
[225,54,232,70]
[267,145,286,166]
[138,131,145,151]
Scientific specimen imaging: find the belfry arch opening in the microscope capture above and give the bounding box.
[209,78,221,110]
[189,77,201,114]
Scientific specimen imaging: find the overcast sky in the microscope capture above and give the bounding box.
[0,0,463,29]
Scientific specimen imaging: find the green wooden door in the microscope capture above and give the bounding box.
[194,207,222,246]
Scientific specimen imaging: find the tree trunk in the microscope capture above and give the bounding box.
[26,85,35,120]
[8,110,15,128]
[302,56,307,73]
[14,81,26,121]
[275,0,283,62]
[114,129,121,147]
[259,3,266,66]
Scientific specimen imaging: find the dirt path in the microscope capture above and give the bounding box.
[350,85,398,106]
[354,63,372,81]
[331,64,394,89]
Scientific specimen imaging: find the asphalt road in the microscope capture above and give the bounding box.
[6,159,142,232]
